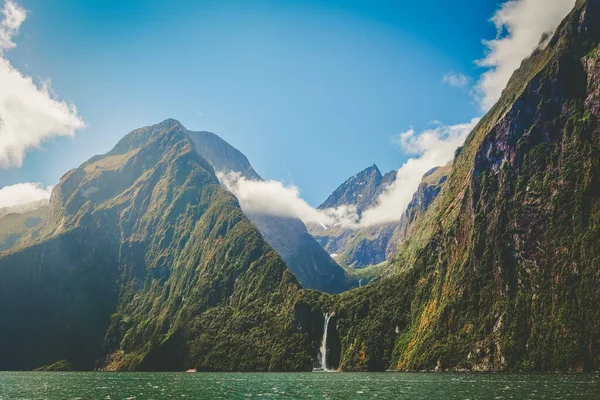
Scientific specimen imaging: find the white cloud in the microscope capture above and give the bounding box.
[218,171,359,228]
[359,118,480,226]
[0,0,24,51]
[475,0,576,110]
[0,182,51,208]
[0,0,85,168]
[219,119,479,229]
[443,72,469,88]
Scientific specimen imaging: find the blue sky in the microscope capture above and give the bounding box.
[0,0,573,207]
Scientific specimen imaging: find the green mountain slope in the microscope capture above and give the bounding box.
[312,0,600,372]
[1,0,597,374]
[0,120,317,371]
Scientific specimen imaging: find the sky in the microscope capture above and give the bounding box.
[0,0,577,224]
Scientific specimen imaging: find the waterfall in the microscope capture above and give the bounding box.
[319,312,332,371]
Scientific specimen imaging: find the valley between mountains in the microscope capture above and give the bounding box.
[1,0,600,373]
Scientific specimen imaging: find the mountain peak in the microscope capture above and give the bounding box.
[103,118,189,159]
[156,118,184,130]
[133,118,187,138]
[346,164,383,184]
[362,164,382,177]
[318,164,385,212]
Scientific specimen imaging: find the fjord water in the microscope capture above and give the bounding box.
[1,372,599,400]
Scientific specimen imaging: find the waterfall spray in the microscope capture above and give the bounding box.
[319,312,332,371]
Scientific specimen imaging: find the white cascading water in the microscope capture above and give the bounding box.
[319,312,332,371]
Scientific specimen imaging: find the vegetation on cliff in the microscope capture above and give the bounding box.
[0,0,599,374]
[315,0,600,372]
[0,119,319,371]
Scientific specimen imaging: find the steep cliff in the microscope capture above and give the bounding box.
[315,0,600,372]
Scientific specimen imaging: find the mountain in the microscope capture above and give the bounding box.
[186,130,349,293]
[1,0,597,374]
[308,165,396,270]
[0,126,348,294]
[318,165,391,214]
[0,200,48,252]
[0,198,49,218]
[0,119,319,371]
[309,165,449,271]
[310,0,600,372]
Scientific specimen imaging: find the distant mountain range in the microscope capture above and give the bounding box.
[318,164,396,215]
[0,201,48,252]
[1,0,599,373]
[309,164,449,272]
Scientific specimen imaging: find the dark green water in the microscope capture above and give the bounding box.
[1,372,599,399]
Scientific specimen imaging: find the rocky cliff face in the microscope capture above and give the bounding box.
[0,119,317,371]
[312,0,600,372]
[319,165,387,214]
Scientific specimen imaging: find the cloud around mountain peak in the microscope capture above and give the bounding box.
[218,171,360,228]
[475,0,576,110]
[218,118,480,228]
